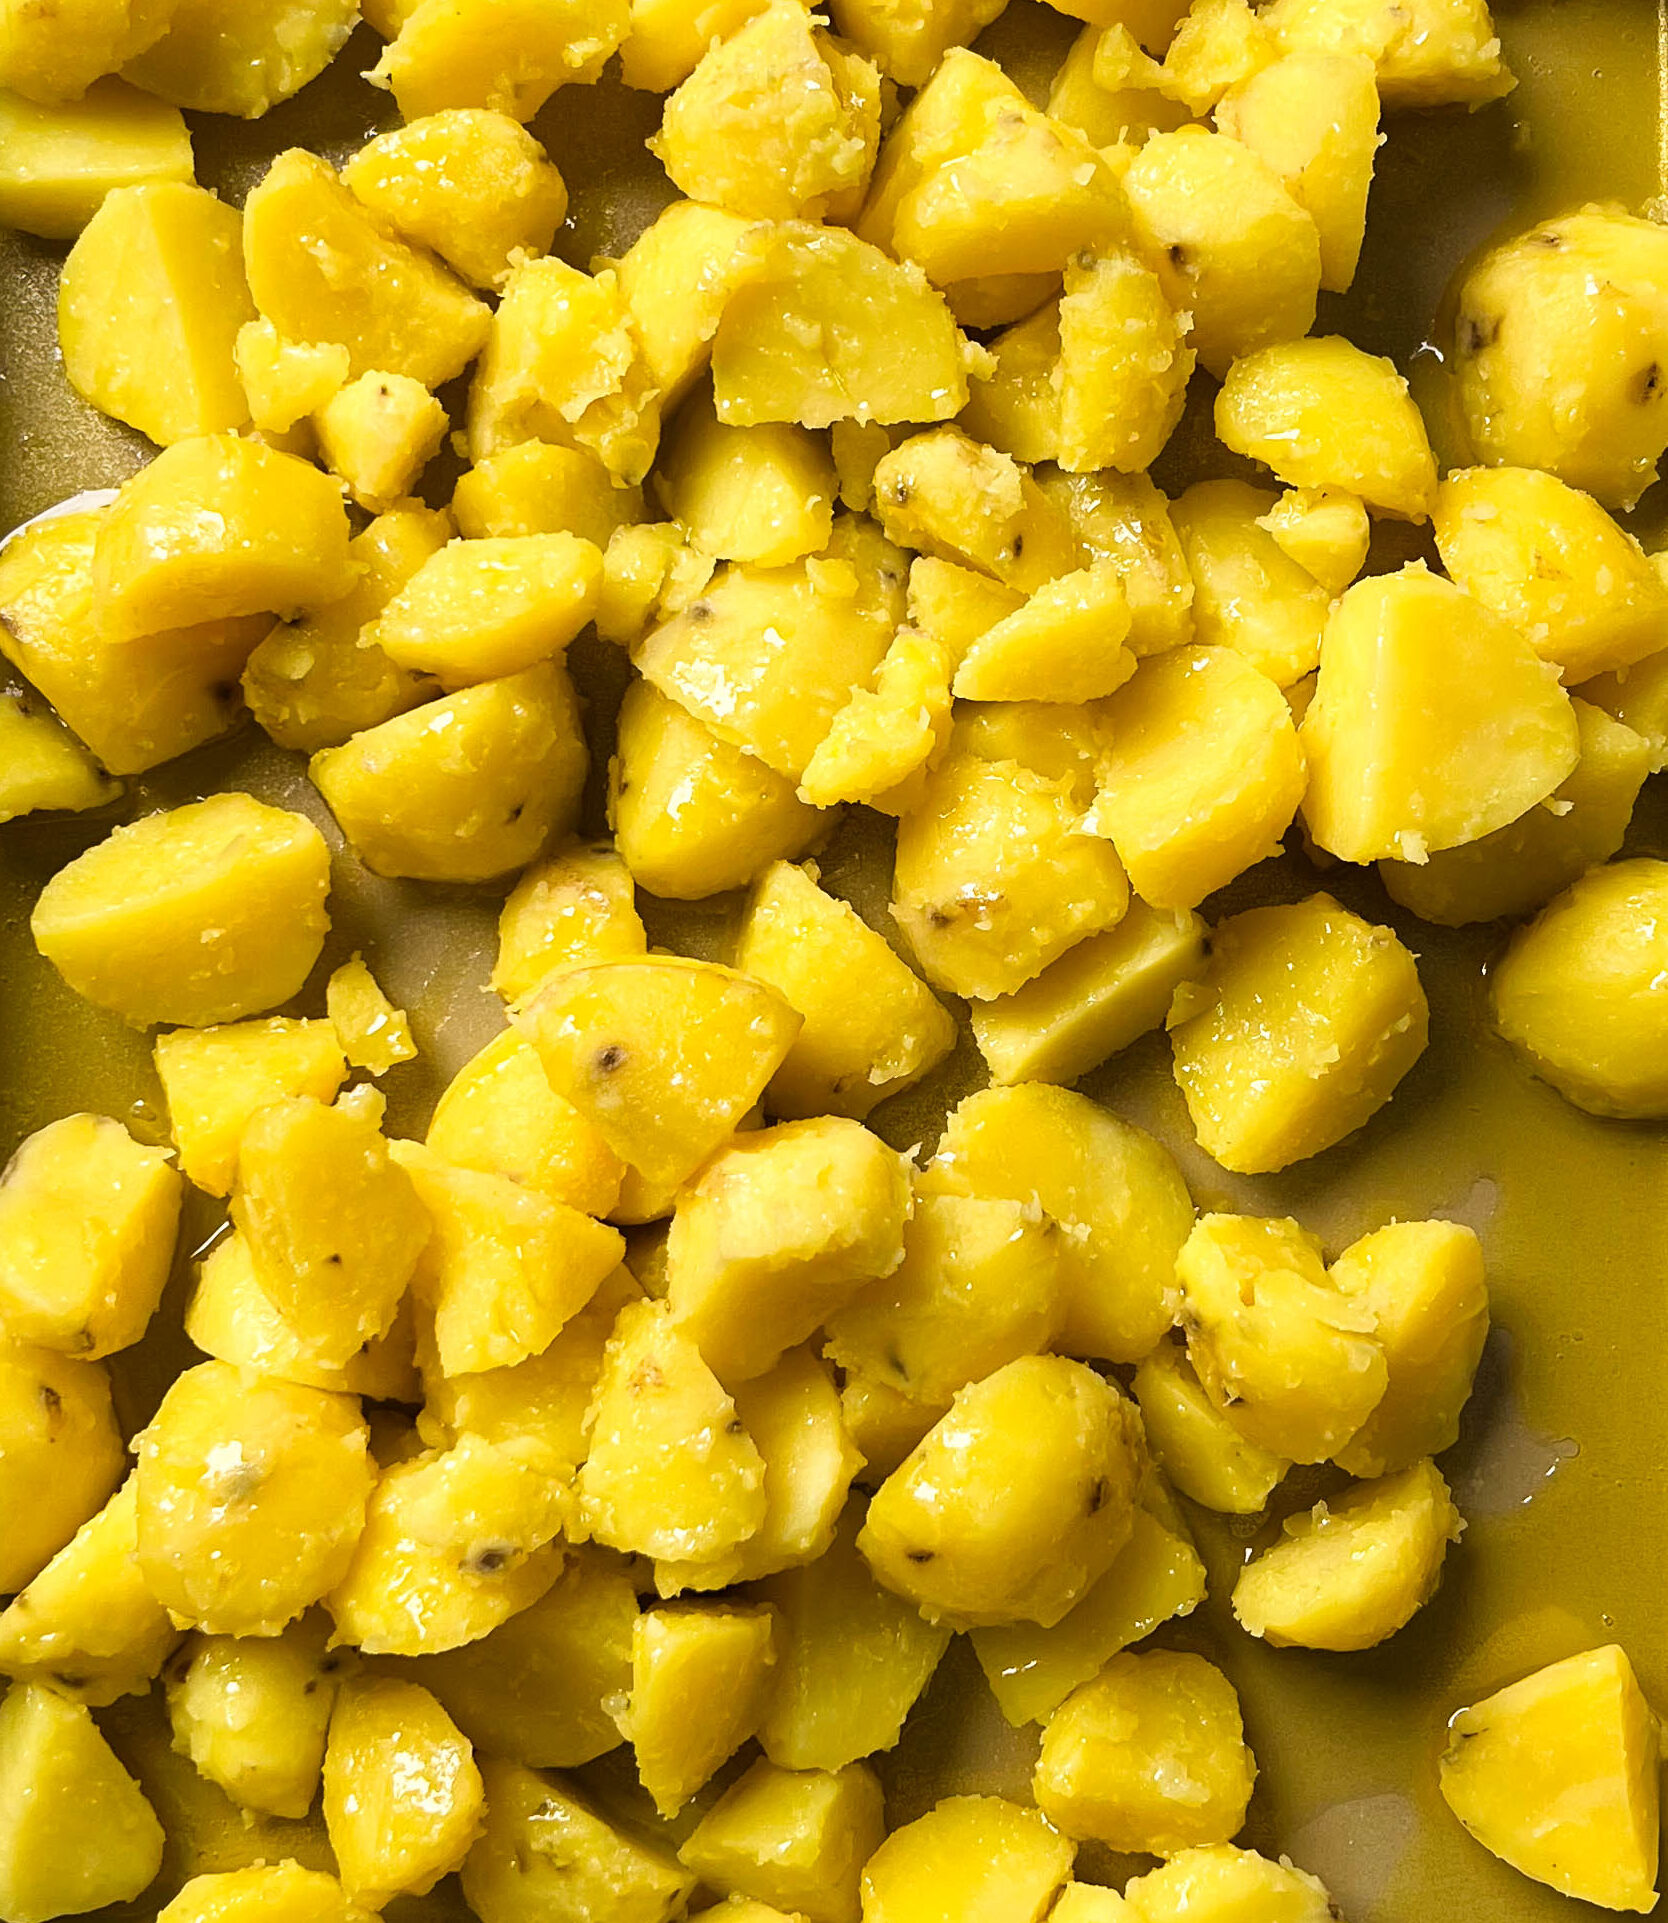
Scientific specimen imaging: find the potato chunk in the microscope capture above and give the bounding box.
[1216,337,1438,522]
[518,957,800,1192]
[1034,1651,1255,1855]
[1133,1340,1289,1514]
[615,198,760,411]
[1037,469,1195,657]
[155,1018,346,1196]
[1169,480,1331,686]
[59,182,251,446]
[1433,466,1668,683]
[0,1683,164,1923]
[799,627,953,812]
[0,691,119,821]
[1234,1459,1462,1649]
[456,444,642,549]
[861,1795,1074,1923]
[828,0,1006,87]
[1262,0,1512,107]
[314,371,448,513]
[622,0,773,90]
[32,793,331,1028]
[123,0,356,115]
[326,956,415,1076]
[0,0,174,105]
[1452,208,1668,513]
[658,390,837,570]
[159,1868,372,1923]
[934,1086,1187,1364]
[369,0,629,120]
[1051,1887,1132,1923]
[712,222,972,429]
[0,1336,126,1594]
[1123,127,1321,379]
[859,1355,1145,1628]
[624,1602,779,1816]
[244,149,490,389]
[1123,1845,1338,1922]
[1302,566,1579,863]
[952,563,1135,704]
[1439,1644,1660,1914]
[322,1677,484,1907]
[311,662,587,884]
[235,320,349,433]
[1176,1213,1386,1463]
[679,1758,884,1923]
[875,429,1080,593]
[1491,858,1668,1119]
[136,1360,372,1636]
[492,844,643,1009]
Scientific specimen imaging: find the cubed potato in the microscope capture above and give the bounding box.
[875,429,1080,594]
[311,661,588,883]
[594,518,720,653]
[1169,480,1331,687]
[1262,0,1513,108]
[861,1795,1074,1923]
[952,564,1134,704]
[167,1615,343,1820]
[341,110,566,292]
[456,445,643,548]
[1216,337,1439,522]
[314,372,448,513]
[236,321,349,433]
[322,1677,483,1907]
[1579,636,1668,773]
[0,690,119,821]
[1156,0,1272,112]
[624,1602,779,1815]
[369,0,629,120]
[1216,52,1380,293]
[893,753,1130,1001]
[326,956,415,1076]
[244,150,489,389]
[1382,699,1649,928]
[1330,1221,1489,1478]
[32,792,331,1028]
[0,1110,176,1365]
[185,1233,419,1401]
[1051,1886,1133,1923]
[712,223,972,430]
[666,1118,910,1383]
[615,198,760,411]
[368,535,602,689]
[1434,466,1668,683]
[468,255,660,484]
[0,78,190,238]
[1175,1213,1386,1463]
[136,1359,372,1636]
[1491,858,1668,1119]
[1123,127,1321,379]
[1048,22,1190,151]
[610,680,828,899]
[576,1298,767,1560]
[755,1498,948,1771]
[404,1544,637,1768]
[518,956,801,1191]
[327,1435,567,1656]
[904,556,1024,668]
[1439,1644,1660,1915]
[858,1355,1145,1628]
[1133,1339,1289,1514]
[1451,208,1668,513]
[122,0,356,115]
[828,0,1006,88]
[155,1018,346,1196]
[798,628,953,813]
[957,302,1062,466]
[969,1501,1208,1727]
[492,845,644,1009]
[463,1760,695,1923]
[232,1096,430,1367]
[921,1083,1190,1365]
[652,3,880,222]
[241,503,449,754]
[824,1192,1062,1409]
[159,1867,371,1923]
[1091,642,1307,909]
[0,0,175,105]
[1057,251,1193,474]
[0,1683,165,1923]
[427,1027,626,1218]
[734,860,956,1120]
[0,1336,126,1596]
[679,1758,884,1923]
[971,901,1208,1088]
[1234,1458,1463,1649]
[1122,1846,1338,1922]
[1035,468,1195,657]
[1256,484,1371,596]
[1300,566,1580,864]
[658,389,837,569]
[1034,1651,1255,1855]
[622,0,774,90]
[840,1371,941,1487]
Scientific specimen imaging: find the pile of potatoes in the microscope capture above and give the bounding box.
[2,0,1668,1917]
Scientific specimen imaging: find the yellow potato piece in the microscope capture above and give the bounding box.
[1036,468,1196,657]
[369,0,629,121]
[326,955,415,1076]
[614,198,760,411]
[1051,1885,1132,1923]
[0,690,119,822]
[798,627,952,813]
[455,443,643,548]
[235,321,349,433]
[1133,1340,1290,1515]
[952,563,1135,705]
[314,371,448,513]
[1262,0,1514,108]
[1256,483,1371,596]
[1439,1644,1660,1915]
[621,0,774,92]
[679,1757,884,1923]
[0,1336,123,1594]
[1048,20,1189,150]
[123,0,356,116]
[829,0,1007,88]
[1156,0,1273,114]
[0,0,174,104]
[492,842,645,1008]
[623,1601,779,1816]
[1170,479,1331,687]
[875,428,1080,593]
[1122,1845,1338,1922]
[0,78,191,238]
[32,792,331,1028]
[658,388,837,570]
[158,1866,373,1923]
[860,1795,1074,1923]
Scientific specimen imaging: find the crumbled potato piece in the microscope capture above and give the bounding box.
[1123,1845,1338,1922]
[1051,1885,1132,1923]
[1133,1339,1289,1514]
[0,1335,126,1596]
[828,0,1007,88]
[155,1020,342,1198]
[314,372,448,514]
[0,0,175,105]
[236,321,349,434]
[861,1795,1074,1923]
[1048,22,1190,149]
[492,844,644,1009]
[953,564,1135,705]
[875,430,1080,593]
[1170,480,1331,686]
[1159,0,1273,115]
[1261,0,1513,108]
[798,628,953,813]
[369,0,629,120]
[327,956,416,1076]
[622,0,775,91]
[1439,1644,1660,1914]
[614,198,761,412]
[124,0,357,116]
[658,389,837,569]
[623,1601,779,1815]
[1037,468,1195,656]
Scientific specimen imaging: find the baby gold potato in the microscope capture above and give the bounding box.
[1133,1339,1291,1515]
[455,444,642,547]
[1258,484,1372,596]
[1175,1213,1387,1464]
[235,320,349,433]
[1234,1459,1463,1650]
[492,843,646,1009]
[0,1336,126,1596]
[1033,1651,1256,1856]
[31,792,332,1029]
[874,429,1079,594]
[1263,0,1514,106]
[858,1354,1146,1628]
[614,197,758,410]
[123,0,357,117]
[314,371,448,513]
[1170,479,1332,686]
[860,1794,1074,1923]
[657,391,837,570]
[624,1601,779,1816]
[951,563,1135,706]
[136,1359,373,1637]
[0,0,176,106]
[368,0,629,123]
